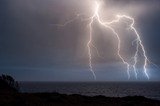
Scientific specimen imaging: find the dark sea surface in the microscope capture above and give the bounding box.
[19,82,160,100]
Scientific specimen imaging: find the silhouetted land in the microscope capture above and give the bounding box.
[0,75,160,106]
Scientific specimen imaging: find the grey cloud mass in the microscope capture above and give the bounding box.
[0,0,160,81]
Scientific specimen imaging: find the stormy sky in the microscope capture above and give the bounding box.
[0,0,160,81]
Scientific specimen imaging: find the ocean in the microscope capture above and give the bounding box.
[19,82,160,100]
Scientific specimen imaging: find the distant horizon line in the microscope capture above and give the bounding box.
[18,81,160,83]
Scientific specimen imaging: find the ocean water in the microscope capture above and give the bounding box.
[19,82,160,100]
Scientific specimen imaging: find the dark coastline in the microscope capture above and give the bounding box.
[1,75,160,106]
[1,92,160,106]
[19,81,160,100]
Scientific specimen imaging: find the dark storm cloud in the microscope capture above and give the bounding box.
[0,0,160,81]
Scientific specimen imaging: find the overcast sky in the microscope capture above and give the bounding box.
[0,0,160,81]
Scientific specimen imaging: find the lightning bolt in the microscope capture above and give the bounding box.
[53,1,152,80]
[86,2,131,80]
[117,15,149,79]
[86,1,150,80]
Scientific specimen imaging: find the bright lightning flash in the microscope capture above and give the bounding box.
[87,2,149,80]
[54,1,151,80]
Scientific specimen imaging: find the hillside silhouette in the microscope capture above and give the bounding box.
[0,74,160,106]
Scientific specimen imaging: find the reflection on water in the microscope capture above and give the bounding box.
[20,82,160,100]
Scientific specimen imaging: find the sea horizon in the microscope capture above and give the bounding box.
[19,81,160,100]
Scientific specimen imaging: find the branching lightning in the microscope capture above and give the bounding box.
[86,2,150,80]
[53,1,152,80]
